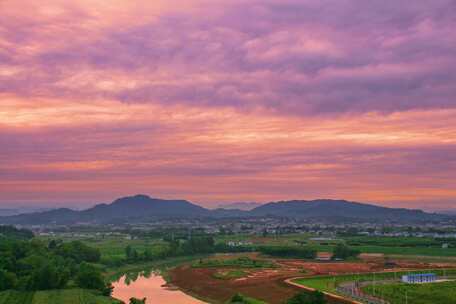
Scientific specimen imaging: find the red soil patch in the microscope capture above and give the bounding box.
[169,264,301,304]
[277,260,377,275]
[169,256,456,304]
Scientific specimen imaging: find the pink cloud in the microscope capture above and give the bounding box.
[1,0,456,209]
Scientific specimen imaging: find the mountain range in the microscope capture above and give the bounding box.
[0,194,450,225]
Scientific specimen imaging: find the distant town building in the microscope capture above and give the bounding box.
[402,273,437,284]
[227,241,253,247]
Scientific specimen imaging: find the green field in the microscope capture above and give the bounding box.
[78,237,166,263]
[38,234,166,260]
[42,233,456,263]
[0,289,121,304]
[363,281,456,304]
[293,269,456,294]
[347,245,456,257]
[215,234,456,257]
[193,256,276,268]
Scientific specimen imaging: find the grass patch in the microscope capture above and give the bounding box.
[193,256,276,269]
[293,269,456,293]
[213,270,248,280]
[362,281,456,304]
[216,234,456,257]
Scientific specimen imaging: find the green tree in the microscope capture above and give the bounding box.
[332,244,360,260]
[54,241,101,263]
[130,297,146,304]
[144,248,154,261]
[0,226,34,240]
[76,263,106,291]
[0,270,17,291]
[230,293,245,303]
[126,245,139,261]
[102,282,114,296]
[28,262,68,290]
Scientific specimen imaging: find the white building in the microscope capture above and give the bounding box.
[402,273,437,284]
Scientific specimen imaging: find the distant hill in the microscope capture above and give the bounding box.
[0,195,209,225]
[0,209,19,216]
[0,195,450,225]
[250,199,447,222]
[439,210,456,216]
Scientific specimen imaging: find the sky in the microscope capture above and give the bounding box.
[0,0,455,210]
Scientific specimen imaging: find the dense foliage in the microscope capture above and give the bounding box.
[124,236,218,263]
[345,236,446,248]
[0,289,121,304]
[286,291,327,304]
[0,226,34,240]
[332,244,360,260]
[258,246,317,259]
[0,228,110,295]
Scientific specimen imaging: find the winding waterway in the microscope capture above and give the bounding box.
[112,271,207,304]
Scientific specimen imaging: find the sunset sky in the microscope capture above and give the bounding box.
[1,0,455,210]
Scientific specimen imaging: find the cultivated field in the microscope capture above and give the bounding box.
[362,281,456,304]
[169,253,456,304]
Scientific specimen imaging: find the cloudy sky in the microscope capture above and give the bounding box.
[1,0,455,210]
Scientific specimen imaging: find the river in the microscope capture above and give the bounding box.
[112,271,208,304]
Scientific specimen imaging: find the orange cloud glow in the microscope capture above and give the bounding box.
[1,0,455,210]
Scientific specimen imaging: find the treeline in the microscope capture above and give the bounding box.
[254,244,359,260]
[0,225,34,240]
[121,237,361,265]
[121,236,261,265]
[332,244,360,260]
[123,236,217,263]
[258,246,317,259]
[123,240,362,263]
[286,291,326,304]
[345,236,443,247]
[0,231,111,296]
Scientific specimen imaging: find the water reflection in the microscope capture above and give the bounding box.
[112,270,207,304]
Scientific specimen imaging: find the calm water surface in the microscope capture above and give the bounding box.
[112,272,207,304]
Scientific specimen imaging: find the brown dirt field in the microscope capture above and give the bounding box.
[277,260,379,275]
[169,264,301,304]
[169,256,456,304]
